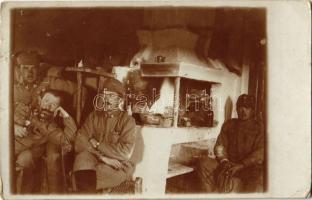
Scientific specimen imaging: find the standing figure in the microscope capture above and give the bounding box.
[198,94,264,193]
[73,78,136,193]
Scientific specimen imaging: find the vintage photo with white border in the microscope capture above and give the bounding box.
[0,0,311,199]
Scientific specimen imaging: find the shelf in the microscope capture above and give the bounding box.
[65,67,114,78]
[167,161,194,179]
[141,62,224,83]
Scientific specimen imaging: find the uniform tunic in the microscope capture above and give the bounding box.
[73,111,136,190]
[14,83,44,164]
[13,79,78,193]
[198,118,264,192]
[14,84,38,105]
[14,80,78,158]
[215,119,264,166]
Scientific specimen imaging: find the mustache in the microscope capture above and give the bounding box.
[39,109,53,115]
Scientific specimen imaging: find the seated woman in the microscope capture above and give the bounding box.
[73,78,136,193]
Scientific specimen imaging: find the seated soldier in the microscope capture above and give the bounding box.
[73,78,136,193]
[197,94,264,193]
[13,52,85,151]
[15,89,77,193]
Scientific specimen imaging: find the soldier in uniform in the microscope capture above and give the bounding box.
[13,51,42,193]
[13,52,87,127]
[13,52,83,137]
[15,89,77,193]
[73,78,136,193]
[13,52,41,134]
[198,94,264,193]
[13,52,80,193]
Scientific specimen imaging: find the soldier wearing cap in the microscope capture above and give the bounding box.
[14,52,87,129]
[198,94,264,193]
[13,52,41,131]
[13,52,80,193]
[73,78,136,193]
[13,52,79,138]
[14,51,40,103]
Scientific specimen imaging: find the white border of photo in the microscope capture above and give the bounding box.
[0,0,311,199]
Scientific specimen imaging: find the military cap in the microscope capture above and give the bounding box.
[16,51,41,66]
[236,94,255,108]
[101,78,125,97]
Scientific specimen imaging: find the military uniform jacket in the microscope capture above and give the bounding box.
[15,115,77,155]
[14,81,78,155]
[215,118,264,167]
[74,110,136,162]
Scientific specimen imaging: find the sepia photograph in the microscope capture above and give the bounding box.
[0,1,310,199]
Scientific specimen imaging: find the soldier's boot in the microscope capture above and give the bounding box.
[16,150,35,193]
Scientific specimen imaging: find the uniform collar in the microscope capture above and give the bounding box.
[96,110,122,118]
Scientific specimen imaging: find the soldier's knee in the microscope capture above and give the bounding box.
[76,150,92,160]
[16,150,34,169]
[198,157,218,172]
[74,150,98,172]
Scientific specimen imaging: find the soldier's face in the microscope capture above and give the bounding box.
[20,65,38,84]
[103,90,122,111]
[40,93,61,113]
[94,90,123,112]
[237,106,253,121]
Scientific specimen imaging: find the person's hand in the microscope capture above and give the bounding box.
[98,156,122,170]
[14,124,27,138]
[62,144,72,154]
[31,118,49,136]
[89,138,100,149]
[53,106,69,118]
[87,146,99,156]
[228,163,244,175]
[219,159,231,169]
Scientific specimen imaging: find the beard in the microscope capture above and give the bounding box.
[37,108,54,122]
